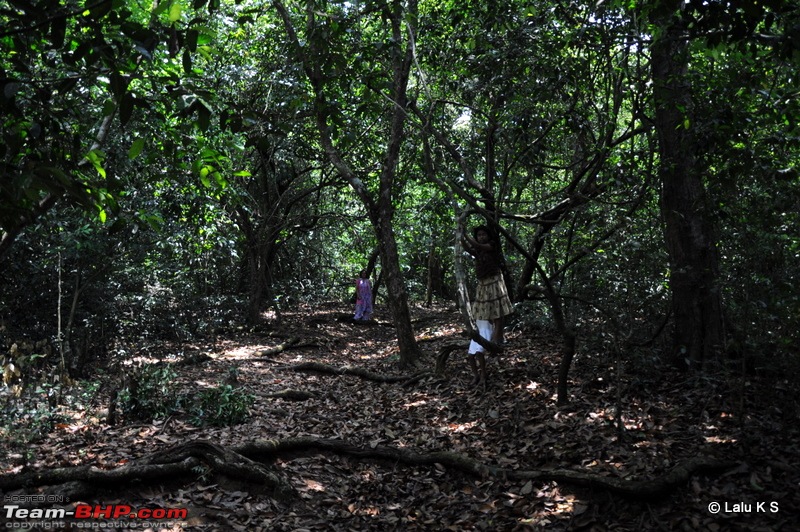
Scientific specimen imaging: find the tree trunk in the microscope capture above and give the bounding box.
[366,246,381,305]
[243,227,278,324]
[425,237,436,307]
[378,218,421,367]
[651,6,725,369]
[374,0,421,367]
[273,0,421,367]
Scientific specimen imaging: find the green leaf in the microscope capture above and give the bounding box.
[110,72,126,99]
[129,138,146,160]
[102,100,116,117]
[38,166,71,187]
[186,29,199,52]
[199,166,212,188]
[169,1,183,23]
[196,100,212,132]
[85,150,107,179]
[198,45,213,61]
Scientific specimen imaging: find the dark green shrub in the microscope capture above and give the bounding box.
[190,384,253,426]
[118,363,181,421]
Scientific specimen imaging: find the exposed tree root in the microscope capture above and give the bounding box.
[265,389,320,401]
[1,438,733,503]
[436,343,464,374]
[254,337,300,357]
[1,440,295,502]
[253,338,322,357]
[175,353,214,366]
[322,313,394,327]
[399,371,437,388]
[282,361,413,383]
[509,457,735,500]
[435,339,504,376]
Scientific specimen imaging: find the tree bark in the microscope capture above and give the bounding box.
[651,5,725,369]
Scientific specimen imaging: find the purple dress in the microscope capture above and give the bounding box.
[354,278,373,320]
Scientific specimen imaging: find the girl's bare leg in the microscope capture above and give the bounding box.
[476,352,487,386]
[491,317,504,348]
[468,355,480,385]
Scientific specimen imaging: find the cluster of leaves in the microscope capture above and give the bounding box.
[190,382,254,427]
[2,340,49,386]
[118,363,182,421]
[0,379,99,460]
[118,362,253,426]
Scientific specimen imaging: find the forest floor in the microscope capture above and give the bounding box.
[2,302,799,531]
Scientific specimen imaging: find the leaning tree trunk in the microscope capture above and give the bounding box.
[651,5,725,370]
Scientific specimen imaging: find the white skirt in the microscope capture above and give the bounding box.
[468,320,494,355]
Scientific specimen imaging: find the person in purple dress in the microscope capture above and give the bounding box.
[353,269,373,321]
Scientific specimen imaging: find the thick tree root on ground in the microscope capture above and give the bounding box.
[1,438,733,502]
[436,339,504,376]
[326,313,393,327]
[254,337,300,357]
[0,440,295,502]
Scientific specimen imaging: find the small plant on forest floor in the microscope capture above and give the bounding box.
[192,464,213,483]
[118,363,181,421]
[190,384,253,426]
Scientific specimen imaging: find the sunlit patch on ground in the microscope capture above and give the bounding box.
[442,421,479,433]
[222,345,267,359]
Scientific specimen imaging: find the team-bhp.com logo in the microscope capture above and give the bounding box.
[5,504,188,520]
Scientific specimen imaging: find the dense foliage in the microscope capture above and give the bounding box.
[1,1,798,391]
